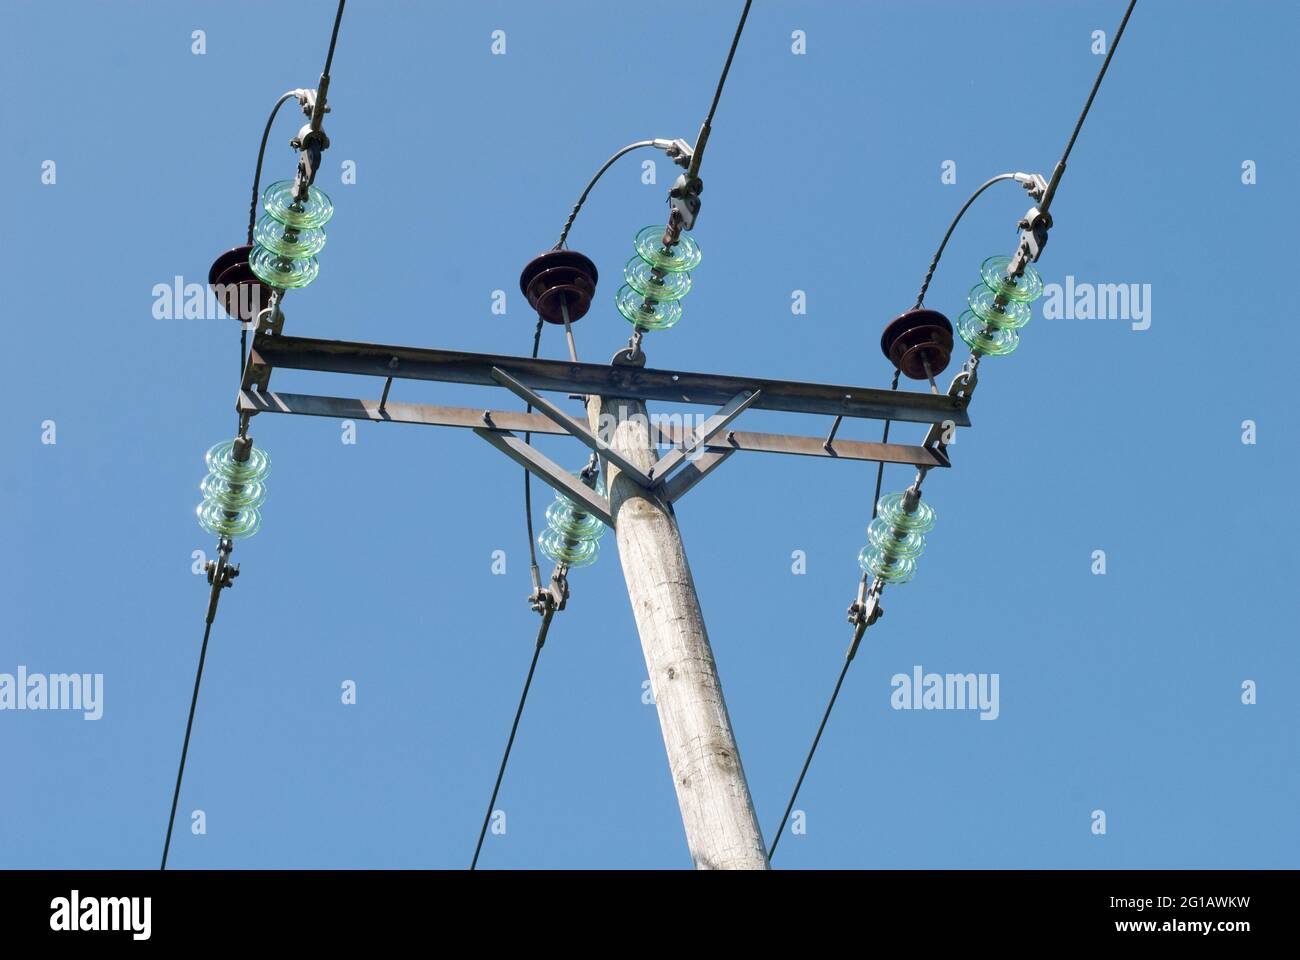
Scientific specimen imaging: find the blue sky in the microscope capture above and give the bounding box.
[2,0,1297,869]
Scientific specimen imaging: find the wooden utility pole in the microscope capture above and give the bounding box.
[587,390,770,870]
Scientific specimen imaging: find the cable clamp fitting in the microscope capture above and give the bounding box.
[1012,172,1048,202]
[667,173,703,232]
[652,138,694,169]
[846,576,884,628]
[205,557,240,590]
[1015,205,1053,264]
[529,568,569,615]
[846,594,884,629]
[292,88,331,119]
[290,123,330,201]
[203,539,239,624]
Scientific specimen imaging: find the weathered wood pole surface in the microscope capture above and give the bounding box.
[587,392,769,870]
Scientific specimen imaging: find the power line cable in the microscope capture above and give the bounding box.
[914,174,1020,309]
[1040,0,1138,213]
[169,0,349,871]
[768,647,854,862]
[706,0,752,127]
[766,367,896,860]
[555,140,658,250]
[161,619,214,869]
[768,0,1138,864]
[471,607,555,869]
[247,91,299,245]
[687,0,754,179]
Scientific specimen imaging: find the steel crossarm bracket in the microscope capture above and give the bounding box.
[239,389,584,433]
[650,389,759,485]
[488,366,653,488]
[662,448,735,503]
[237,391,951,468]
[472,428,614,527]
[650,419,949,468]
[246,333,971,427]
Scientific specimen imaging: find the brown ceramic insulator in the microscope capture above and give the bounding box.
[519,250,599,325]
[208,245,274,322]
[880,308,954,380]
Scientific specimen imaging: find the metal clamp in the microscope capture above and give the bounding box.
[653,138,694,168]
[846,576,884,629]
[529,568,569,615]
[290,122,330,201]
[1013,172,1048,203]
[1016,205,1053,263]
[203,538,239,625]
[668,173,703,232]
[293,88,331,119]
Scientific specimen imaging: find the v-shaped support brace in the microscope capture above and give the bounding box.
[648,389,760,485]
[472,427,614,527]
[489,366,654,489]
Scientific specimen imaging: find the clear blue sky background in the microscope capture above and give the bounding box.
[2,0,1296,869]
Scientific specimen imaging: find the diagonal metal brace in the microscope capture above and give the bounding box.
[489,366,653,488]
[662,448,735,503]
[473,427,614,527]
[650,389,759,485]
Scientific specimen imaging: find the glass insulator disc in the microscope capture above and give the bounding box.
[968,283,1031,330]
[957,309,1019,357]
[624,255,693,301]
[254,213,326,258]
[250,246,320,289]
[633,225,701,273]
[262,180,334,229]
[616,284,682,331]
[980,255,1043,303]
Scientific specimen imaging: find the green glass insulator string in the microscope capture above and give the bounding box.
[616,225,702,332]
[858,491,936,584]
[957,255,1046,357]
[537,472,607,568]
[249,180,335,290]
[196,440,270,540]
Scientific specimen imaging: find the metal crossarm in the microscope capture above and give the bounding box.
[237,390,952,470]
[244,334,971,427]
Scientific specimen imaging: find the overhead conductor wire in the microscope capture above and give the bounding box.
[767,0,1138,863]
[162,0,347,870]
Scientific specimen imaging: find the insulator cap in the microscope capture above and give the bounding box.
[880,308,954,380]
[208,245,274,322]
[519,250,599,325]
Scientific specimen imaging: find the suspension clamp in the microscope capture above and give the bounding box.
[667,173,703,232]
[846,596,884,628]
[846,577,884,628]
[1015,205,1053,264]
[203,541,239,624]
[529,568,569,615]
[290,123,330,201]
[205,557,240,590]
